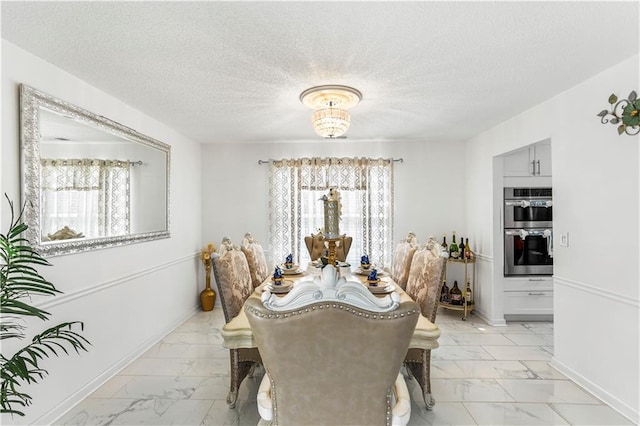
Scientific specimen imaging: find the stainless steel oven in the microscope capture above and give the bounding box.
[504,187,553,228]
[504,228,553,276]
[504,187,553,276]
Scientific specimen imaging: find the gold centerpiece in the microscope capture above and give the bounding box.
[324,237,341,267]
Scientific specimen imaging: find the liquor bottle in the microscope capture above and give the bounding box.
[440,280,450,303]
[465,282,473,304]
[449,232,459,259]
[441,234,448,254]
[459,238,466,260]
[450,280,463,305]
[464,238,472,259]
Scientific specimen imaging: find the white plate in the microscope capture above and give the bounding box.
[355,268,386,277]
[268,280,294,294]
[281,267,303,275]
[367,283,394,294]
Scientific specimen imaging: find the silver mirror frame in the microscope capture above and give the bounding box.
[20,84,171,256]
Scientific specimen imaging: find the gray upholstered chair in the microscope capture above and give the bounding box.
[390,232,419,290]
[211,237,261,408]
[304,232,353,262]
[403,238,447,409]
[245,296,419,425]
[240,232,269,288]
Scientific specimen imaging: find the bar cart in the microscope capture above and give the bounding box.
[439,257,476,320]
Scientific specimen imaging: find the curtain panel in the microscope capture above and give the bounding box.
[269,157,394,267]
[40,158,131,239]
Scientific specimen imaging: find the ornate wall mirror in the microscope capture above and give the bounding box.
[20,84,170,256]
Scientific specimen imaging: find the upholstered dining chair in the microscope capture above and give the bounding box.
[304,232,353,262]
[390,232,419,290]
[211,237,261,408]
[240,232,269,288]
[245,296,419,426]
[403,237,447,410]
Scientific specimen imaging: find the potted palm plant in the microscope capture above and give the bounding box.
[1,195,90,416]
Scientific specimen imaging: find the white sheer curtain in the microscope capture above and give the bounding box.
[269,157,394,267]
[40,159,131,239]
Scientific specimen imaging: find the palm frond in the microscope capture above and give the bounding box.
[0,299,51,320]
[1,322,90,415]
[0,194,91,416]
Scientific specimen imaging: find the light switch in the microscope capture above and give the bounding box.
[560,232,569,247]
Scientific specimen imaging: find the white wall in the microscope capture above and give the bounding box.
[1,40,203,424]
[200,139,467,268]
[465,54,639,422]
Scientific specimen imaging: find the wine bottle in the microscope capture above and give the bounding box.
[441,234,448,254]
[450,280,463,305]
[460,238,466,260]
[449,232,459,259]
[464,238,472,259]
[465,282,472,304]
[440,280,450,303]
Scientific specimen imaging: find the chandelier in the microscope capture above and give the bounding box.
[300,85,362,138]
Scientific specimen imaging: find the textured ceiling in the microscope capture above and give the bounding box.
[2,1,639,144]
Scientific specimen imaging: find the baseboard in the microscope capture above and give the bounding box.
[473,309,507,327]
[34,305,200,425]
[551,357,639,424]
[504,314,553,322]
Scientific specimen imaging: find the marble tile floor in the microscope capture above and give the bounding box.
[56,308,633,426]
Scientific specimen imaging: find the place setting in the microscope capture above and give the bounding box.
[354,254,387,277]
[362,266,393,294]
[280,253,305,275]
[266,266,294,294]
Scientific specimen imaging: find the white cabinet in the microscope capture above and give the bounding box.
[534,143,552,176]
[504,291,553,315]
[503,276,553,292]
[504,142,551,177]
[503,276,553,318]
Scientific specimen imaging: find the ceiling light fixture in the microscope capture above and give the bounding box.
[300,85,362,138]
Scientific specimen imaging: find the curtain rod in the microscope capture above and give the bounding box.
[257,158,403,165]
[41,159,143,166]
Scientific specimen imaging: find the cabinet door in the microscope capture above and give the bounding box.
[503,290,553,315]
[503,277,553,292]
[533,143,552,176]
[503,147,535,177]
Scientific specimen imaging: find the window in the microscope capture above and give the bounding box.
[40,159,131,240]
[269,157,394,267]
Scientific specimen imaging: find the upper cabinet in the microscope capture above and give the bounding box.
[503,141,551,177]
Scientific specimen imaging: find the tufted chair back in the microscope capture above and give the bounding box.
[211,237,253,323]
[211,237,261,409]
[403,237,446,410]
[405,239,446,323]
[240,233,269,288]
[390,232,419,290]
[246,297,419,425]
[304,232,353,262]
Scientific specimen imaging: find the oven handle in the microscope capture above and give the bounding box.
[504,200,553,208]
[505,229,552,237]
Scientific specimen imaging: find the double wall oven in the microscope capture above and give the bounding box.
[504,187,553,276]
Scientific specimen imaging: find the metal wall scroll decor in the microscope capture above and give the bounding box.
[597,91,640,136]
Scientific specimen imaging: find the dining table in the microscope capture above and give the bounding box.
[221,264,441,351]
